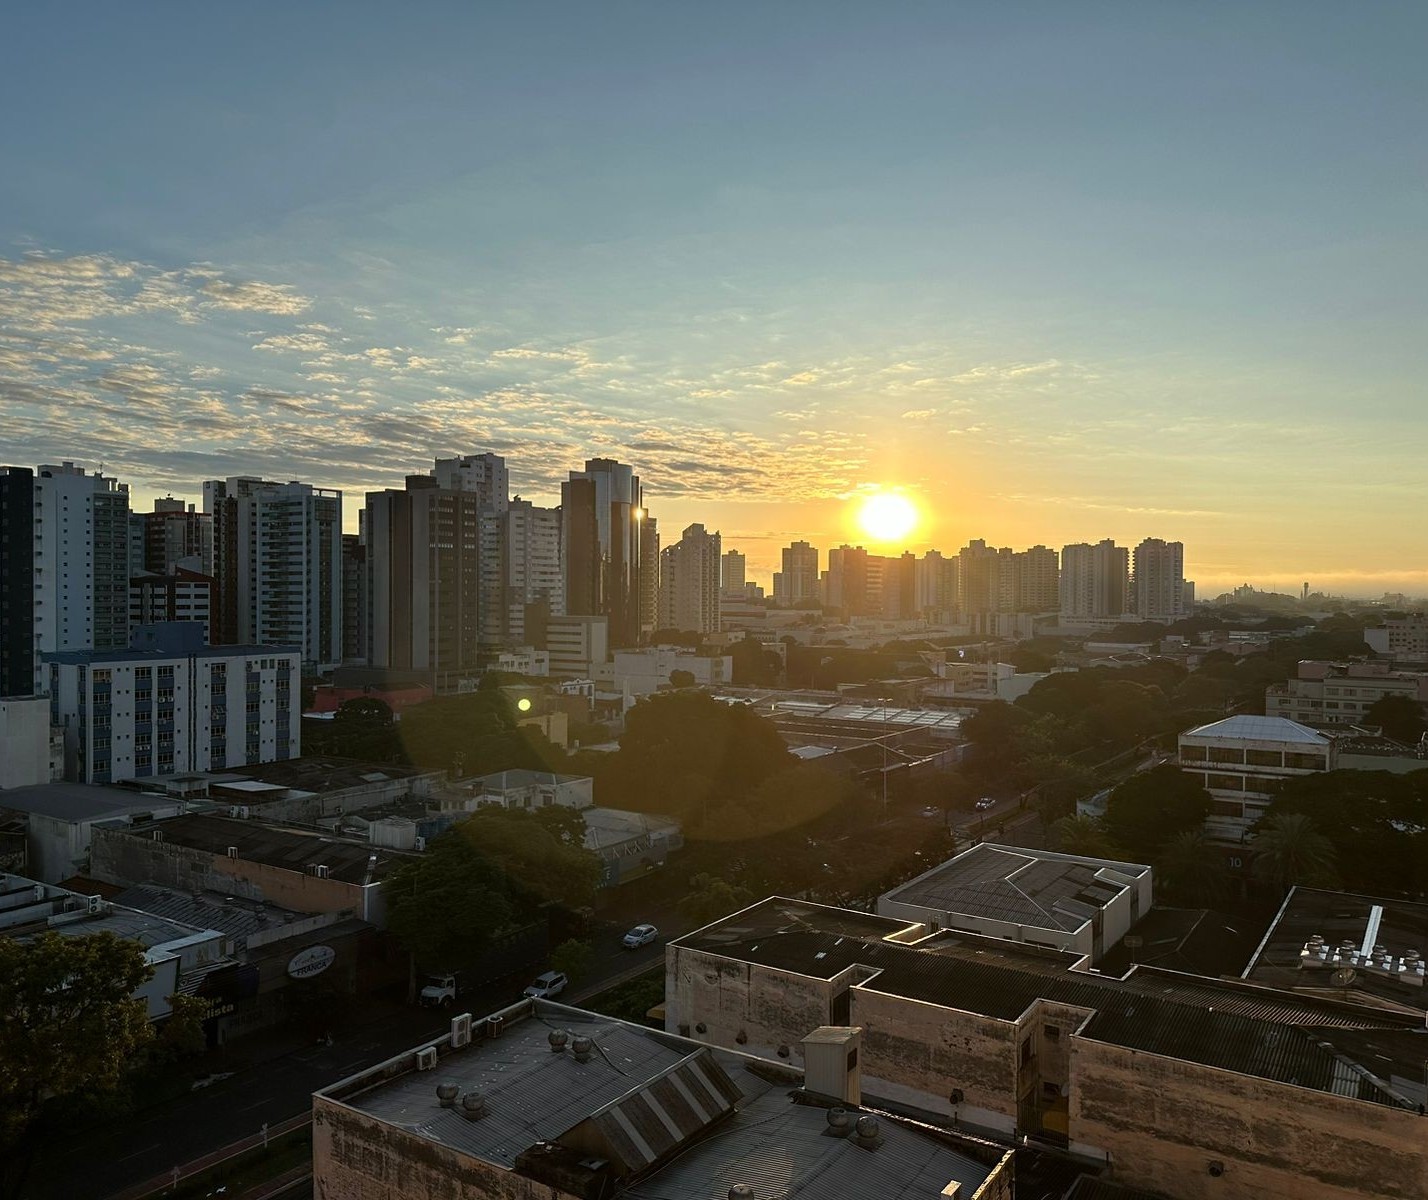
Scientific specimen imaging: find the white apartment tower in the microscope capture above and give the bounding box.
[504,498,564,644]
[658,523,722,635]
[203,477,343,671]
[1060,540,1130,619]
[44,622,300,785]
[32,462,131,690]
[1132,538,1186,621]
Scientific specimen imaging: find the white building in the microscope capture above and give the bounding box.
[0,696,61,789]
[33,462,131,690]
[1060,539,1129,619]
[503,498,564,644]
[44,622,301,785]
[598,646,733,706]
[1131,538,1185,621]
[545,615,609,679]
[658,523,721,635]
[878,842,1153,963]
[1265,661,1427,728]
[203,477,343,671]
[1364,614,1428,665]
[463,768,593,811]
[1178,715,1334,841]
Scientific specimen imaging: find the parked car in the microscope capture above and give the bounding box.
[523,970,569,999]
[622,923,659,949]
[919,806,941,819]
[974,797,995,811]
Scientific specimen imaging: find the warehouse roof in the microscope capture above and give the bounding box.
[0,782,177,823]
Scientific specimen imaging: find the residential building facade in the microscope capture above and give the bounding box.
[561,458,646,648]
[0,466,35,696]
[1265,660,1428,728]
[1131,537,1185,621]
[657,522,721,635]
[774,540,819,606]
[502,498,564,645]
[44,622,300,784]
[1060,539,1129,619]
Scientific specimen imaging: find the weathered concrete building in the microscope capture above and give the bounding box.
[312,998,1013,1200]
[666,897,1428,1200]
[89,813,409,925]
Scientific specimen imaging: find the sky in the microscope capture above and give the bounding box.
[1,2,1425,597]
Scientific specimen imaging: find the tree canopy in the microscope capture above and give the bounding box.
[1102,764,1211,860]
[397,684,565,777]
[383,834,515,969]
[1251,813,1339,893]
[460,806,602,909]
[679,873,754,927]
[1364,694,1427,746]
[1,933,155,1199]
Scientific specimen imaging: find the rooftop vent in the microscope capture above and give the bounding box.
[571,1035,593,1063]
[436,1081,459,1107]
[854,1114,881,1149]
[460,1091,487,1121]
[824,1108,852,1138]
[729,1188,755,1200]
[488,1014,504,1038]
[548,1029,569,1054]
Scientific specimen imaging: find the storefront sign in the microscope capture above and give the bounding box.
[286,944,336,979]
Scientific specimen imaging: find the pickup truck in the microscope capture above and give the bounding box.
[419,973,462,1007]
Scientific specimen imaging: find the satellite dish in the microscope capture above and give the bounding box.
[1331,967,1357,987]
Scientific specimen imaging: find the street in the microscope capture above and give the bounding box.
[27,921,675,1200]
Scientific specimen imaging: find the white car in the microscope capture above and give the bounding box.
[523,971,568,999]
[975,797,995,811]
[622,923,659,949]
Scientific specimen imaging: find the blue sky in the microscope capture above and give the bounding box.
[2,3,1425,594]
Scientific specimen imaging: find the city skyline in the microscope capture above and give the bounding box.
[2,5,1425,596]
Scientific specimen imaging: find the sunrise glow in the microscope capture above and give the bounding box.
[856,492,920,544]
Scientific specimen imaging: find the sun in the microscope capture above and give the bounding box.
[856,492,919,543]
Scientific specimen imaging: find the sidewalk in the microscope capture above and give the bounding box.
[107,1113,310,1200]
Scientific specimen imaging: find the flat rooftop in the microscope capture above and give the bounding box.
[321,1001,1000,1197]
[1243,886,1428,1013]
[121,814,411,883]
[881,844,1149,935]
[676,897,1428,1111]
[0,782,176,822]
[217,756,431,794]
[111,883,314,947]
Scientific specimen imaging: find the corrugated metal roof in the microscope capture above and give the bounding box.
[621,1091,994,1200]
[1182,715,1330,744]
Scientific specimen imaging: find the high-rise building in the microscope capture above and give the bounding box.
[341,533,367,664]
[0,466,35,697]
[561,458,645,648]
[826,545,871,618]
[638,514,660,641]
[130,497,214,576]
[878,552,918,620]
[503,498,564,645]
[32,462,131,692]
[1014,545,1060,612]
[1060,540,1129,619]
[774,540,820,607]
[129,568,215,643]
[44,622,299,784]
[434,454,509,652]
[658,523,722,635]
[365,476,482,685]
[1132,538,1186,621]
[721,550,746,593]
[914,550,959,620]
[203,477,343,671]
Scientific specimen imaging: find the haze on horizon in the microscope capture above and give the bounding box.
[1,3,1424,599]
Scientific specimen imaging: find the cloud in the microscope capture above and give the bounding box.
[198,278,310,315]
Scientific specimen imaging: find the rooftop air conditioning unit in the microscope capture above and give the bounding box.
[415,836,427,852]
[451,1013,473,1047]
[416,1046,438,1071]
[227,846,239,858]
[86,895,103,915]
[315,864,330,879]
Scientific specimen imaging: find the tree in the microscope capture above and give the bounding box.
[1102,765,1211,860]
[1251,813,1339,894]
[679,873,754,927]
[384,833,515,969]
[549,938,595,984]
[730,636,781,686]
[669,669,697,689]
[460,806,603,909]
[1051,814,1120,859]
[398,690,564,777]
[0,933,154,1200]
[1155,830,1230,906]
[1365,694,1427,746]
[721,764,858,840]
[335,696,395,726]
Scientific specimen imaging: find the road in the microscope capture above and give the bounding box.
[27,920,677,1200]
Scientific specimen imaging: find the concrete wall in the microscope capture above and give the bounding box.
[1070,1037,1428,1200]
[313,1097,578,1200]
[0,698,53,789]
[89,826,374,919]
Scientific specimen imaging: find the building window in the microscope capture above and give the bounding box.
[1179,745,1207,762]
[1044,1025,1061,1040]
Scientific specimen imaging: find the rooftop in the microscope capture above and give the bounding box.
[468,768,589,790]
[880,844,1149,935]
[320,1000,1000,1197]
[1182,715,1331,745]
[0,782,177,823]
[217,755,432,794]
[675,897,1428,1111]
[118,814,411,883]
[1242,886,1428,1014]
[110,883,314,947]
[1095,907,1265,980]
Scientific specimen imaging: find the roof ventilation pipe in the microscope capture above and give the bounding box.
[572,1035,593,1063]
[548,1029,569,1054]
[436,1081,459,1108]
[460,1091,487,1121]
